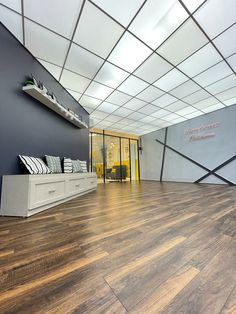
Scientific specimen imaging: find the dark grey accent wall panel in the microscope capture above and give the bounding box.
[0,23,89,198]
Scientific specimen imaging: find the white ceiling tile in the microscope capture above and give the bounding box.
[91,110,109,119]
[74,2,124,58]
[165,101,188,112]
[80,95,102,109]
[193,61,233,87]
[185,111,203,119]
[176,106,197,115]
[65,43,104,79]
[24,0,83,38]
[25,20,69,66]
[177,43,222,77]
[118,118,135,125]
[223,97,236,106]
[90,117,102,126]
[94,62,129,88]
[121,125,136,131]
[137,86,164,102]
[181,0,205,13]
[96,120,113,128]
[66,89,82,100]
[106,90,132,106]
[202,103,225,113]
[97,102,119,113]
[0,6,23,43]
[129,0,188,49]
[130,121,145,127]
[213,24,236,58]
[123,98,147,110]
[134,53,173,83]
[140,116,157,123]
[114,107,133,117]
[85,81,114,99]
[170,80,201,98]
[157,121,172,127]
[83,106,93,114]
[205,75,236,94]
[139,104,160,114]
[60,70,90,93]
[105,115,122,123]
[193,97,219,109]
[171,116,187,123]
[37,59,62,80]
[92,0,145,27]
[162,113,180,121]
[194,0,236,39]
[141,124,155,130]
[227,53,236,72]
[154,68,188,91]
[0,0,21,12]
[182,89,212,104]
[108,31,152,72]
[128,112,146,120]
[152,94,178,108]
[118,75,148,96]
[157,18,208,65]
[215,86,236,102]
[150,119,166,126]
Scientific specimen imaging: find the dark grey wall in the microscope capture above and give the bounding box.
[0,23,90,197]
[140,104,236,185]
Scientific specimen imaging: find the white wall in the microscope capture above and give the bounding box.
[140,104,236,184]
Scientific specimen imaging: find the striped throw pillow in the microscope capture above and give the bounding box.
[45,155,62,173]
[79,160,87,173]
[63,158,73,173]
[72,160,83,173]
[19,155,51,174]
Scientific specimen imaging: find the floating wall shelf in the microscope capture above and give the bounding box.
[22,85,88,129]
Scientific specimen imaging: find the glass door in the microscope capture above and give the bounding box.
[130,140,139,181]
[91,133,104,183]
[105,136,121,182]
[121,138,130,181]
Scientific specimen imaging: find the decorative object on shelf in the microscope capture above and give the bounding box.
[38,81,48,95]
[22,84,88,129]
[31,74,39,87]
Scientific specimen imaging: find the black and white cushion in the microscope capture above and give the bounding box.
[79,160,87,173]
[72,160,83,173]
[19,155,51,174]
[45,155,62,173]
[63,158,73,173]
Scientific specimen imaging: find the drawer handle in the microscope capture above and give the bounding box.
[48,189,56,193]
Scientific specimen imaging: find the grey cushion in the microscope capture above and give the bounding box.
[72,160,83,173]
[45,155,62,173]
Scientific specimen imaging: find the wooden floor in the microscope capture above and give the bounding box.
[0,181,236,314]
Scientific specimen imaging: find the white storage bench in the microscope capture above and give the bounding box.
[0,173,97,217]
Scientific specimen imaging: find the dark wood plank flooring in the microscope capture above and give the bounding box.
[0,181,236,314]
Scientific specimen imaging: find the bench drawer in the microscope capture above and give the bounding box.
[29,180,66,209]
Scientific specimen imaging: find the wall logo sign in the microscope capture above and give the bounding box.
[184,122,220,142]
